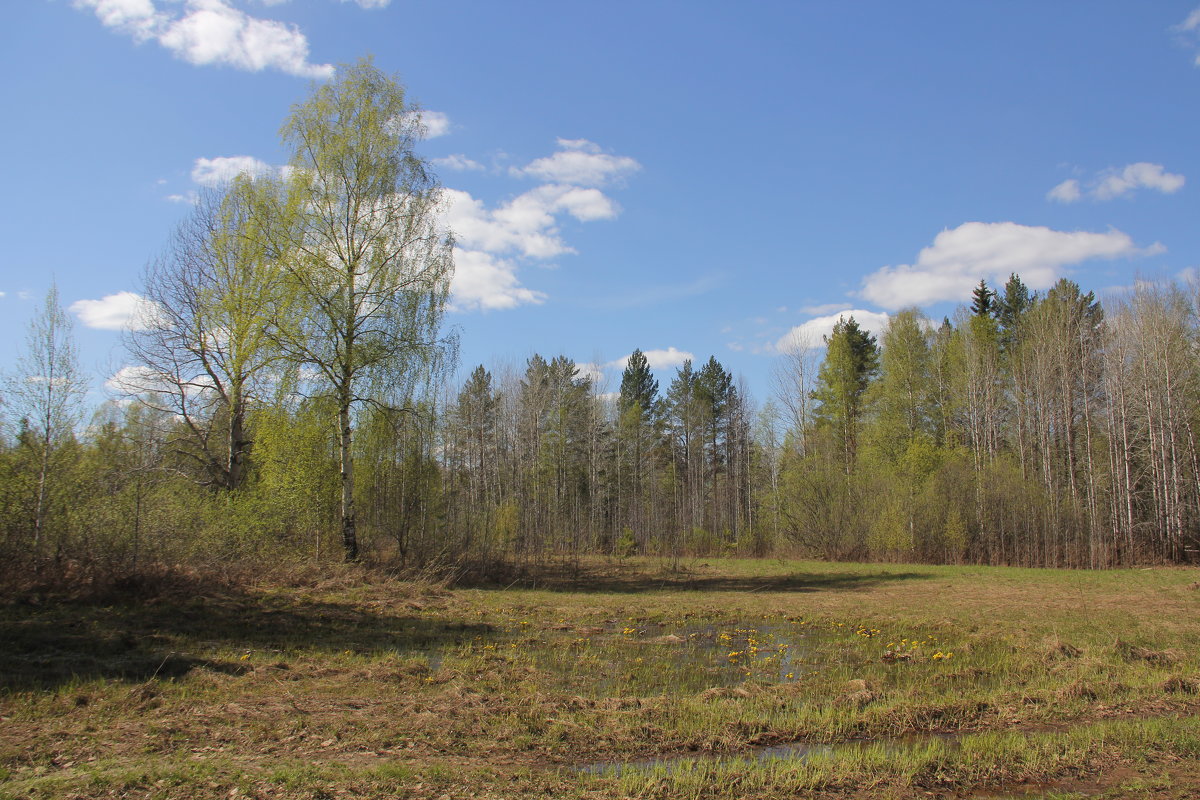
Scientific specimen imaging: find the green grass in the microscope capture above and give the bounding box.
[2,557,1199,798]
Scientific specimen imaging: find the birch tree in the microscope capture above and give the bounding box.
[125,184,281,490]
[5,284,88,561]
[272,59,455,561]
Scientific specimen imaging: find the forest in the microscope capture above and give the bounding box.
[3,62,1200,582]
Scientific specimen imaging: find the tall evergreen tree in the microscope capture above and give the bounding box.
[970,279,994,317]
[811,316,879,470]
[618,349,660,419]
[994,273,1033,352]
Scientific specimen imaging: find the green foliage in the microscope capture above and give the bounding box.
[970,278,994,316]
[615,527,637,558]
[811,316,879,468]
[618,348,659,420]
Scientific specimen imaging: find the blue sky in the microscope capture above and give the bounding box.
[4,1,1200,405]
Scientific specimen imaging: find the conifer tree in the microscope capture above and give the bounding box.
[811,317,879,470]
[970,279,994,317]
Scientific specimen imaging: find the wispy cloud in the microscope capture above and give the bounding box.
[190,155,281,187]
[433,154,484,172]
[1049,163,1185,203]
[594,273,723,309]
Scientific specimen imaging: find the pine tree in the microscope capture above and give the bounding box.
[616,349,661,548]
[618,349,659,420]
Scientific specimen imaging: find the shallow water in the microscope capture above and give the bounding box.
[580,730,959,776]
[549,620,856,695]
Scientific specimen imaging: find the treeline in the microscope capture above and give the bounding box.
[6,273,1200,575]
[421,271,1200,569]
[4,65,1200,576]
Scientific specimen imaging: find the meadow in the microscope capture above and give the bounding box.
[2,558,1199,799]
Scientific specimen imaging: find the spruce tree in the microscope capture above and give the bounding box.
[994,273,1033,351]
[970,279,994,317]
[811,316,879,470]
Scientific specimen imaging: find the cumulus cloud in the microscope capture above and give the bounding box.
[343,0,391,8]
[513,138,640,187]
[1049,163,1185,203]
[859,222,1155,309]
[70,291,159,331]
[443,179,623,310]
[448,249,547,312]
[433,154,484,172]
[776,310,890,353]
[442,168,627,309]
[73,0,334,79]
[443,183,619,261]
[606,347,695,371]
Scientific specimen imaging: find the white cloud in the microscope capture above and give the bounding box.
[513,138,640,187]
[74,0,334,79]
[343,0,391,8]
[1049,163,1185,202]
[859,221,1154,310]
[191,155,278,187]
[419,111,451,138]
[75,0,163,40]
[440,139,636,312]
[399,110,451,139]
[70,291,159,331]
[606,347,695,371]
[1094,163,1185,200]
[448,248,547,312]
[776,310,890,353]
[105,364,164,395]
[799,302,853,315]
[576,362,606,385]
[1047,179,1082,203]
[433,154,484,172]
[1177,7,1200,64]
[443,183,618,260]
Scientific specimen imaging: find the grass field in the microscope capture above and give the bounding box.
[3,557,1200,799]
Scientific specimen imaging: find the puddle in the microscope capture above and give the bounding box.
[580,731,959,776]
[411,616,992,697]
[529,620,873,695]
